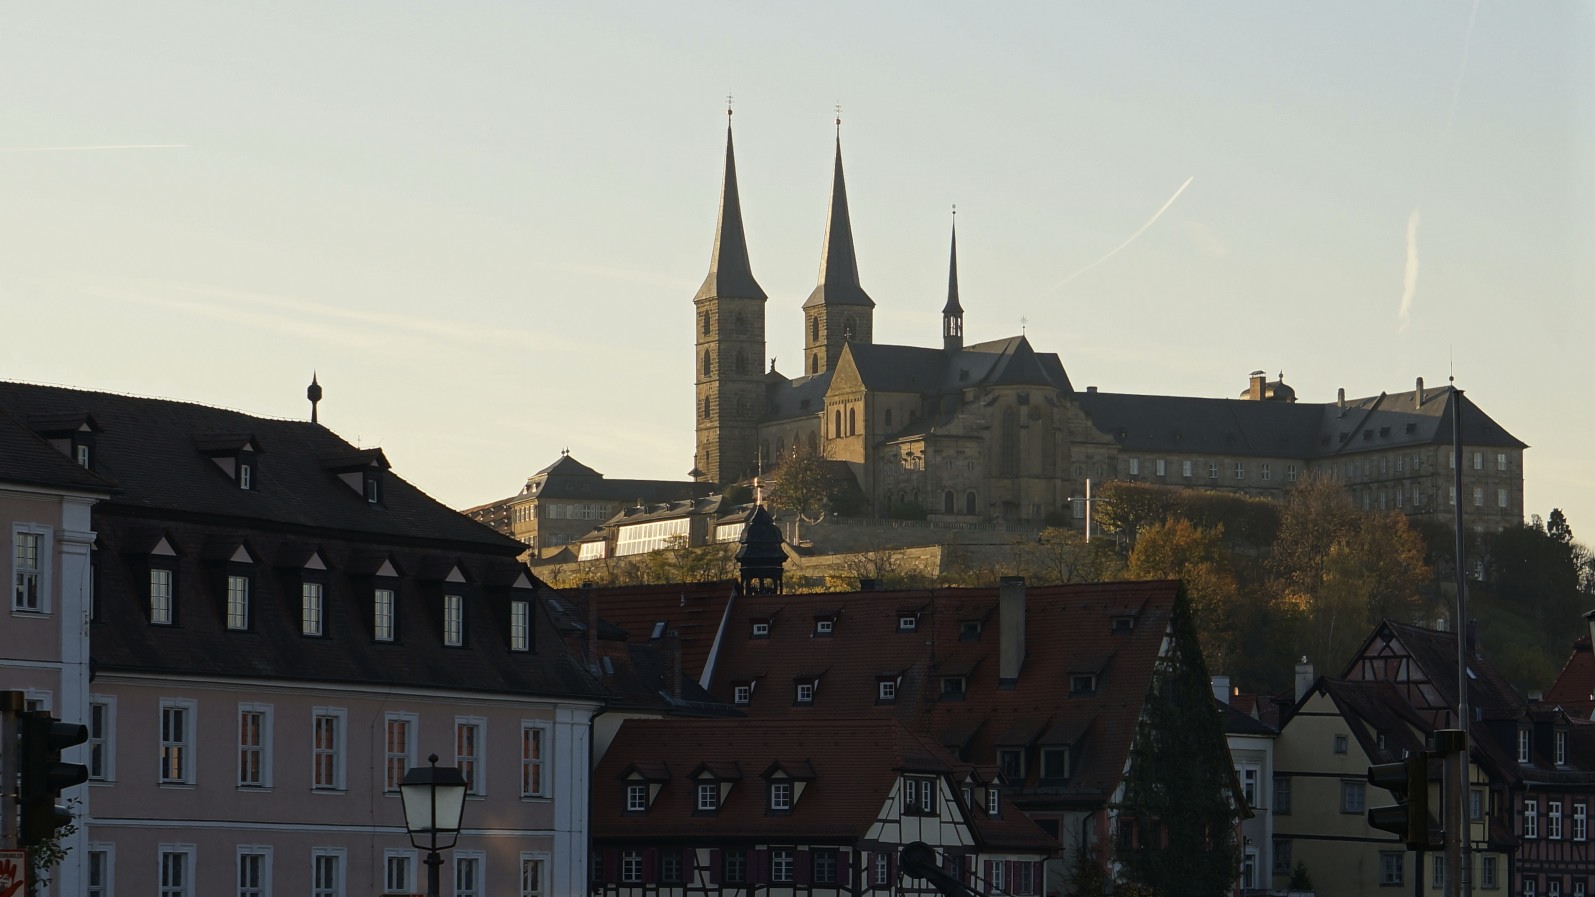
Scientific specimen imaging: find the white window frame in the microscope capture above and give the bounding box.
[454,850,486,897]
[12,525,50,613]
[770,780,793,811]
[384,712,417,793]
[697,781,719,811]
[373,588,396,642]
[383,849,418,895]
[87,842,115,897]
[797,682,814,703]
[443,593,464,646]
[160,698,198,785]
[1128,458,1139,476]
[159,844,196,897]
[626,782,647,811]
[878,679,896,701]
[150,566,175,624]
[1155,459,1167,477]
[1497,452,1508,472]
[733,684,751,704]
[621,849,644,883]
[1519,730,1531,764]
[302,581,325,636]
[1235,462,1245,480]
[311,847,346,897]
[1208,462,1219,479]
[226,574,250,630]
[509,599,530,651]
[874,853,889,886]
[1549,801,1563,840]
[312,707,347,791]
[1182,460,1193,478]
[518,852,549,897]
[89,696,117,782]
[990,859,1006,892]
[988,786,1000,815]
[237,845,273,897]
[237,702,273,788]
[1525,798,1539,839]
[771,848,794,883]
[1574,802,1587,841]
[521,722,550,798]
[455,716,486,796]
[1261,463,1271,481]
[1379,851,1403,886]
[1556,731,1568,766]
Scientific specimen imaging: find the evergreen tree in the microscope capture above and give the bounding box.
[1117,587,1240,897]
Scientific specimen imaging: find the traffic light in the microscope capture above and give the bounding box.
[1367,752,1441,851]
[18,711,90,847]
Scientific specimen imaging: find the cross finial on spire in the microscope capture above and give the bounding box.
[834,102,842,132]
[726,93,734,118]
[1021,316,1028,335]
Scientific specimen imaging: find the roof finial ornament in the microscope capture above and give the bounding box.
[834,102,842,134]
[726,92,734,118]
[769,356,777,372]
[1020,316,1028,335]
[306,371,323,424]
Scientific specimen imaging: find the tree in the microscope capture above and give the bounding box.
[1117,587,1240,897]
[1125,519,1239,673]
[1094,481,1178,549]
[765,447,845,538]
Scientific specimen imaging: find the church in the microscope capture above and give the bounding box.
[689,115,1526,531]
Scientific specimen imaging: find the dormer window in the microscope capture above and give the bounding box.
[1518,729,1531,764]
[509,599,530,652]
[365,477,379,504]
[752,620,771,638]
[302,582,325,636]
[877,678,898,702]
[1555,731,1567,766]
[898,614,919,632]
[942,676,966,698]
[195,434,261,489]
[443,594,465,647]
[239,461,253,490]
[696,781,719,812]
[1041,747,1071,780]
[1070,674,1097,695]
[626,783,647,812]
[28,411,99,471]
[146,535,180,625]
[987,786,1000,816]
[795,678,817,704]
[75,443,91,468]
[998,749,1024,780]
[1112,616,1135,634]
[226,574,251,631]
[322,448,391,507]
[959,620,982,640]
[902,776,936,816]
[814,617,834,636]
[769,781,793,812]
[733,683,752,705]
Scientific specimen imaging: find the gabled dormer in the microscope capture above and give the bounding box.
[619,762,671,814]
[761,760,816,815]
[278,544,332,637]
[812,610,839,637]
[688,761,741,814]
[28,410,100,470]
[321,448,391,506]
[203,536,260,631]
[793,672,823,705]
[135,530,183,625]
[194,433,261,490]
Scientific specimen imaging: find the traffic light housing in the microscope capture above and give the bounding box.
[18,711,90,847]
[1367,752,1441,851]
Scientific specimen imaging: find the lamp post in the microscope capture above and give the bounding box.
[400,753,468,897]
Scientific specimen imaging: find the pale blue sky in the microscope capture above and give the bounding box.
[3,3,1591,529]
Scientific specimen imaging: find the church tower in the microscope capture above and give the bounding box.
[943,214,964,353]
[692,113,767,485]
[800,123,874,377]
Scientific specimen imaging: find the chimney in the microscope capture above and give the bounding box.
[998,577,1026,687]
[1337,387,1346,409]
[665,632,683,701]
[582,582,599,675]
[1415,376,1425,407]
[1248,370,1266,401]
[1294,656,1315,703]
[1211,675,1233,705]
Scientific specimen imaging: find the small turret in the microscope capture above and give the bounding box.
[307,372,323,423]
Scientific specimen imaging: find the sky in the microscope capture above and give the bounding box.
[2,3,1591,529]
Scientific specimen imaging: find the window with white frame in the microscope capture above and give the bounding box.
[1498,452,1508,472]
[455,718,484,796]
[1182,460,1193,478]
[237,846,271,897]
[1208,462,1219,479]
[1155,458,1167,477]
[1480,855,1497,889]
[988,786,1000,815]
[302,581,325,636]
[697,780,719,811]
[1574,802,1587,840]
[226,574,250,630]
[509,599,531,651]
[1519,729,1532,763]
[621,850,643,883]
[159,844,195,897]
[89,697,115,781]
[12,527,47,612]
[1525,799,1539,838]
[1525,880,1537,897]
[521,723,548,797]
[1473,486,1484,507]
[443,593,464,646]
[313,708,346,791]
[1261,463,1271,481]
[383,850,417,895]
[903,776,936,815]
[384,713,416,792]
[733,684,751,704]
[626,782,647,812]
[874,853,889,885]
[454,851,485,897]
[87,844,113,897]
[1341,780,1366,814]
[1557,731,1568,765]
[1379,851,1402,885]
[150,566,175,624]
[1498,488,1509,509]
[312,848,345,897]
[160,699,196,784]
[237,704,271,788]
[1235,462,1245,479]
[1128,458,1139,476]
[878,679,897,701]
[797,682,814,703]
[1474,451,1483,471]
[1549,801,1563,839]
[373,588,396,642]
[769,780,793,811]
[990,859,1006,892]
[519,854,547,897]
[771,848,795,883]
[1549,881,1561,897]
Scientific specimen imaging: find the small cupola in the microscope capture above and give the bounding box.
[735,505,787,595]
[194,433,262,490]
[321,448,391,505]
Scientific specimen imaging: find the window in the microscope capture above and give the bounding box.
[697,781,719,811]
[1519,729,1532,763]
[373,589,396,642]
[160,700,196,784]
[150,567,175,624]
[1557,731,1568,765]
[1237,763,1259,806]
[160,845,195,897]
[1549,801,1563,839]
[1182,460,1193,478]
[1041,747,1070,780]
[1071,673,1097,694]
[521,723,548,797]
[1498,452,1508,472]
[383,850,416,895]
[724,849,747,884]
[814,850,838,885]
[797,682,814,704]
[1273,840,1292,876]
[874,853,889,885]
[1209,462,1219,479]
[769,781,793,811]
[987,786,1000,815]
[312,849,345,897]
[899,614,918,631]
[733,684,751,704]
[1274,776,1293,815]
[1480,855,1497,889]
[1526,798,1539,839]
[89,698,115,781]
[1129,458,1140,475]
[313,708,345,791]
[456,718,484,795]
[519,855,546,897]
[1474,451,1483,470]
[1526,881,1538,897]
[238,704,271,788]
[815,618,834,635]
[1574,802,1587,840]
[224,575,250,630]
[1261,463,1271,481]
[238,847,271,897]
[878,679,897,701]
[904,775,936,815]
[384,713,415,792]
[1235,462,1245,479]
[1549,881,1562,897]
[13,528,45,612]
[662,849,683,883]
[620,850,644,883]
[1472,788,1484,820]
[1380,851,1403,885]
[1432,854,1444,889]
[1155,459,1167,477]
[1341,780,1366,814]
[626,783,647,811]
[999,749,1024,780]
[1474,486,1484,507]
[752,621,770,638]
[1334,734,1349,754]
[942,676,966,697]
[452,852,483,897]
[1499,488,1509,509]
[302,582,324,636]
[443,594,464,646]
[238,462,253,490]
[771,848,795,883]
[990,859,1006,893]
[509,599,530,651]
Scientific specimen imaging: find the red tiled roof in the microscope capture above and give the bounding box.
[593,717,1056,852]
[566,580,739,685]
[1544,634,1594,719]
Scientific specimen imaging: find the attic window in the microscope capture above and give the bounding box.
[960,620,982,640]
[733,683,752,705]
[1406,423,1417,434]
[877,678,898,702]
[1379,426,1391,437]
[650,621,667,640]
[1041,747,1071,780]
[1112,616,1134,634]
[365,477,379,504]
[751,620,770,639]
[1070,674,1097,695]
[941,677,966,698]
[1363,430,1372,441]
[696,781,719,812]
[898,614,919,632]
[626,782,648,812]
[796,681,815,704]
[75,444,91,468]
[815,618,833,635]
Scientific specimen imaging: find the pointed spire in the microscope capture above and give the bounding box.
[943,209,964,352]
[306,372,322,423]
[803,127,874,310]
[695,113,766,302]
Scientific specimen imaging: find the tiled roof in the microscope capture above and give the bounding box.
[1544,632,1595,720]
[594,717,1056,852]
[1218,699,1277,737]
[1319,678,1431,763]
[0,381,517,550]
[549,581,739,698]
[703,580,1180,809]
[1359,620,1524,717]
[0,406,117,493]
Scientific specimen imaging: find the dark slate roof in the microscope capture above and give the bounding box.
[943,221,963,317]
[0,407,117,493]
[1318,678,1432,764]
[1359,620,1524,717]
[530,453,603,479]
[1317,386,1527,453]
[694,120,767,303]
[1218,699,1277,737]
[766,371,832,423]
[594,717,1057,851]
[802,136,875,310]
[845,344,950,394]
[0,381,517,551]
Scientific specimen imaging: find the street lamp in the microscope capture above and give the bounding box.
[400,753,468,897]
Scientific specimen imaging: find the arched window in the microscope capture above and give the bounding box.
[834,410,842,437]
[776,438,785,458]
[943,491,955,514]
[884,408,893,428]
[848,407,856,435]
[703,396,712,419]
[811,315,819,342]
[966,491,977,515]
[735,350,748,375]
[703,312,711,336]
[703,351,712,377]
[811,354,819,375]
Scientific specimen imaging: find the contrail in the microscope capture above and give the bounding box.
[1398,208,1421,330]
[1044,176,1194,295]
[0,144,189,152]
[1444,0,1481,140]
